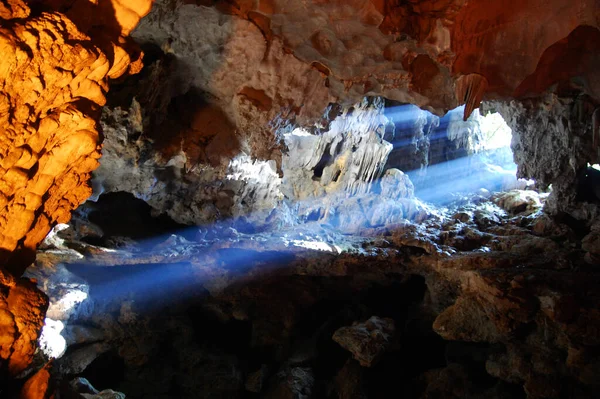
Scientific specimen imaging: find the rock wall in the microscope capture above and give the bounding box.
[485,94,599,221]
[282,98,392,201]
[2,0,600,395]
[88,0,600,231]
[129,0,600,128]
[95,96,417,230]
[0,0,151,270]
[29,185,600,399]
[0,0,150,385]
[2,0,599,264]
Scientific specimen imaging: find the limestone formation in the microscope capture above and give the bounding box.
[0,0,151,271]
[0,0,150,387]
[484,95,598,220]
[332,316,395,367]
[2,0,600,398]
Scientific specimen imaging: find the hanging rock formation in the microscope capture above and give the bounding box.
[0,0,151,270]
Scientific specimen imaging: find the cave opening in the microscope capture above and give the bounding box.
[384,104,527,206]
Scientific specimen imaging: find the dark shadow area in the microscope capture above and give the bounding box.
[577,165,600,204]
[79,351,126,391]
[75,192,191,247]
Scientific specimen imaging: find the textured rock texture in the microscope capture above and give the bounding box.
[282,98,392,201]
[95,96,428,230]
[30,188,600,398]
[1,0,598,256]
[129,0,600,128]
[0,0,151,270]
[333,316,395,367]
[94,104,284,227]
[0,267,48,377]
[2,0,600,398]
[484,94,599,221]
[0,0,151,390]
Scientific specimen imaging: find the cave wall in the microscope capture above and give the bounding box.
[2,0,598,268]
[128,0,600,124]
[89,0,600,229]
[485,94,599,221]
[2,0,600,395]
[0,0,150,386]
[0,0,151,270]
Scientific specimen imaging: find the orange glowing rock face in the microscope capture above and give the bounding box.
[0,0,151,379]
[20,362,54,399]
[0,267,48,377]
[0,0,151,272]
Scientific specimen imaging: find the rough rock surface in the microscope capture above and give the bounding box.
[3,0,600,398]
[26,188,600,398]
[282,98,392,201]
[485,95,599,220]
[131,0,600,125]
[332,316,395,367]
[0,270,48,376]
[0,0,150,389]
[0,0,151,271]
[94,96,429,229]
[85,0,600,233]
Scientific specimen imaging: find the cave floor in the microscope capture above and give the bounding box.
[27,189,600,399]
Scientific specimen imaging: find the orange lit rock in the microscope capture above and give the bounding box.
[0,0,152,271]
[0,266,48,376]
[0,0,151,382]
[20,362,53,399]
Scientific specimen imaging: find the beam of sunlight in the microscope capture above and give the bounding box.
[406,154,518,204]
[36,103,535,361]
[384,104,429,127]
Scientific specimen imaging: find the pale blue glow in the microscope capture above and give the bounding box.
[46,104,526,326]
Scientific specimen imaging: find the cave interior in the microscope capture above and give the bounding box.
[1,0,600,398]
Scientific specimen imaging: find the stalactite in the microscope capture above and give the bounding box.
[455,74,488,121]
